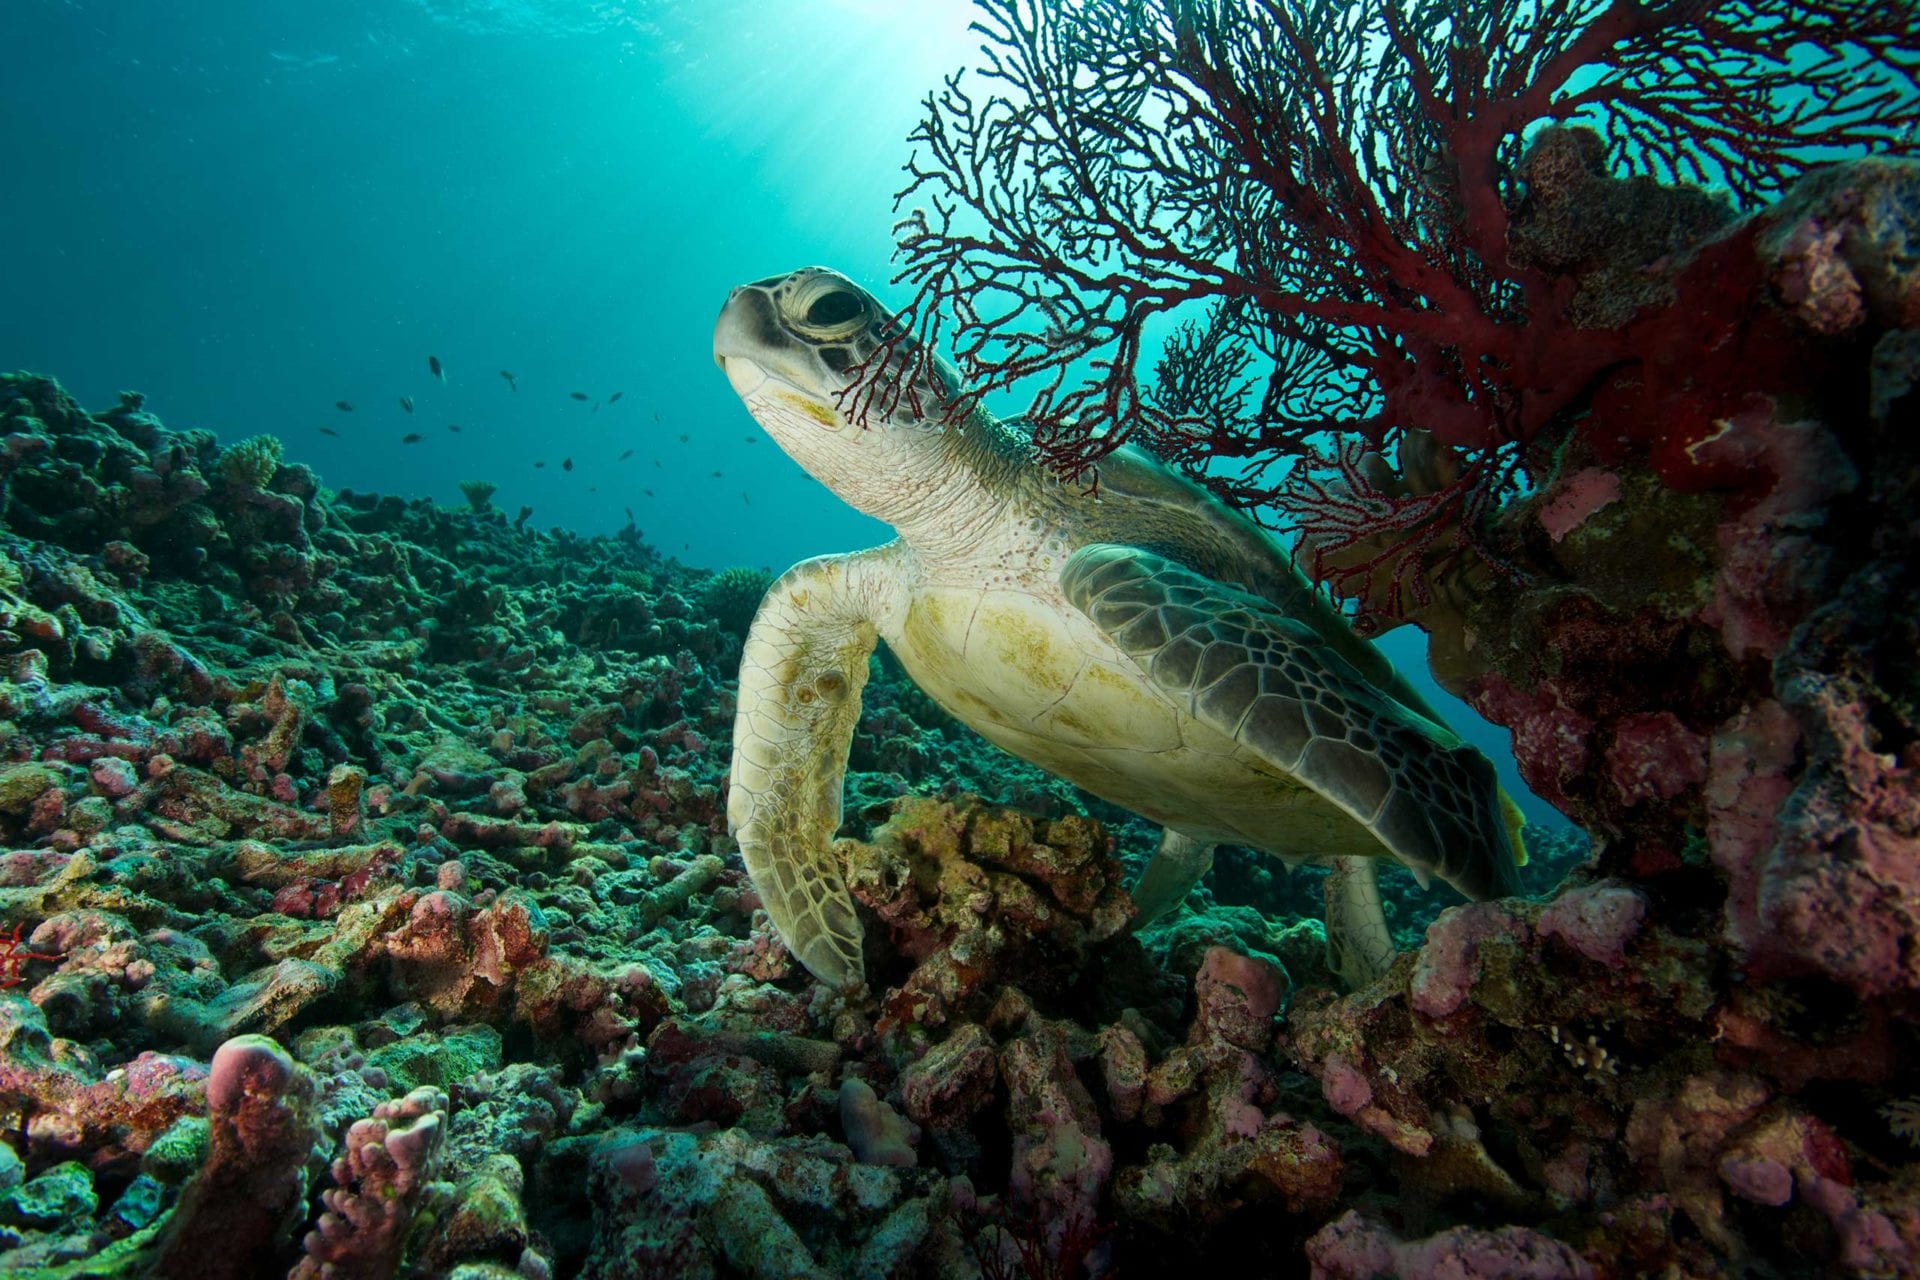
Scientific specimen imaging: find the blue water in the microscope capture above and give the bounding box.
[2,0,974,562]
[1,0,1562,826]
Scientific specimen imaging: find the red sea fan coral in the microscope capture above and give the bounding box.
[859,0,1916,615]
[0,921,61,987]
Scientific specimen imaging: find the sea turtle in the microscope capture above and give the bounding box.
[713,266,1525,990]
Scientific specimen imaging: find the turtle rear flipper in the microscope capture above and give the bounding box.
[729,550,897,988]
[1063,543,1521,901]
[1325,854,1397,988]
[1131,828,1216,925]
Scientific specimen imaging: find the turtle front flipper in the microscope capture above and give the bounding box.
[1062,543,1521,901]
[729,551,892,988]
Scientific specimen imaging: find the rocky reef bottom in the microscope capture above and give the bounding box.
[0,372,1913,1279]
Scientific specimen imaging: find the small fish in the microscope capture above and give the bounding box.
[588,485,598,492]
[319,427,339,437]
[742,491,750,504]
[428,355,444,381]
[570,391,589,402]
[642,488,654,498]
[607,391,623,404]
[617,449,634,461]
[446,423,461,433]
[624,506,635,522]
[744,435,756,443]
[400,396,414,414]
[652,459,662,468]
[335,400,355,412]
[562,458,574,471]
[678,433,689,443]
[652,411,660,422]
[500,370,517,391]
[534,461,546,469]
[401,432,424,444]
[711,470,723,478]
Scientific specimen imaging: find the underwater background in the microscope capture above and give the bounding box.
[1,0,1917,1276]
[3,0,975,567]
[0,0,1556,825]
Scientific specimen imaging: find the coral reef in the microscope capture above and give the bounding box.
[0,372,1282,1275]
[699,564,774,639]
[0,118,1913,1274]
[827,6,1920,1267]
[153,1035,318,1280]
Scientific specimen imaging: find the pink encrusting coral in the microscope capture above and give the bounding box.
[1729,662,1920,998]
[1536,469,1623,544]
[1411,902,1523,1020]
[1604,713,1709,809]
[1307,1211,1595,1280]
[1535,883,1647,969]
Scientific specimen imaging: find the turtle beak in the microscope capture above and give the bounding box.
[713,286,760,370]
[715,285,744,373]
[714,286,783,396]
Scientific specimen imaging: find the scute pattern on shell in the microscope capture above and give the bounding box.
[1063,543,1519,899]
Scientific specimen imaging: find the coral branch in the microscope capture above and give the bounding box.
[869,0,1917,611]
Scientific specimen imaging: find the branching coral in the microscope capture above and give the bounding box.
[215,433,283,490]
[458,479,499,513]
[863,0,1917,620]
[700,565,774,639]
[1883,1098,1920,1148]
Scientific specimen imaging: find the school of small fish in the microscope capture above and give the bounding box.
[311,352,763,533]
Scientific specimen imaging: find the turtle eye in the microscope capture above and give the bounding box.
[788,274,874,342]
[805,290,863,327]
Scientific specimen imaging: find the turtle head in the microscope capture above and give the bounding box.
[714,267,963,520]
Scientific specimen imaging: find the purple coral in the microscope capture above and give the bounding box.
[1001,1022,1114,1252]
[838,1076,919,1167]
[152,1035,319,1280]
[1307,1211,1595,1280]
[292,1085,448,1280]
[1410,902,1524,1020]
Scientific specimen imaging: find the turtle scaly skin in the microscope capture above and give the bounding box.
[714,267,1524,990]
